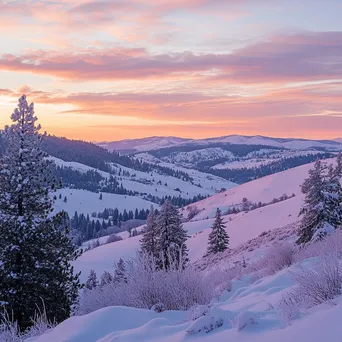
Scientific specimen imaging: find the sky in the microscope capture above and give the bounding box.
[0,0,342,142]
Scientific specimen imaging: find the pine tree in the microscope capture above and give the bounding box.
[335,153,342,179]
[156,200,189,269]
[63,195,67,203]
[85,269,98,290]
[140,205,158,257]
[207,208,229,255]
[297,160,342,244]
[100,271,113,286]
[113,258,127,283]
[99,193,103,200]
[0,95,81,330]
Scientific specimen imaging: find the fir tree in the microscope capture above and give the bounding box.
[100,271,113,287]
[335,152,342,179]
[207,208,229,254]
[85,269,98,290]
[0,96,81,330]
[297,160,342,244]
[156,200,189,269]
[113,258,127,283]
[63,195,67,203]
[99,193,103,200]
[140,205,158,257]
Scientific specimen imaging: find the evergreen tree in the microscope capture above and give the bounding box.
[207,208,229,254]
[335,152,342,179]
[140,205,158,257]
[85,269,98,290]
[113,258,127,283]
[63,195,67,203]
[156,200,189,269]
[100,271,113,286]
[59,193,62,200]
[99,193,103,200]
[0,95,81,330]
[297,160,342,244]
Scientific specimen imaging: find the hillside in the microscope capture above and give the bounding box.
[100,134,342,153]
[73,158,320,280]
[27,157,342,342]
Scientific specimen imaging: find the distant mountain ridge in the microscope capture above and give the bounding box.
[98,134,342,153]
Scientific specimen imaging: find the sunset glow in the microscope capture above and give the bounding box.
[1,0,342,141]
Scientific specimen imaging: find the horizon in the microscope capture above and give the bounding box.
[1,0,342,141]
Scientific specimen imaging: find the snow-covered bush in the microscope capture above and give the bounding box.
[186,307,226,335]
[0,308,55,342]
[276,292,301,325]
[263,242,297,275]
[187,305,210,321]
[248,242,297,280]
[296,230,342,262]
[230,311,259,332]
[105,234,123,244]
[77,254,213,315]
[151,303,165,313]
[291,255,342,308]
[187,205,200,221]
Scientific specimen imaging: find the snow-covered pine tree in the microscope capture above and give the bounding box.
[156,200,189,269]
[297,160,342,244]
[85,269,98,290]
[206,208,229,255]
[100,271,113,287]
[335,152,342,179]
[113,258,127,283]
[0,95,81,330]
[140,205,158,257]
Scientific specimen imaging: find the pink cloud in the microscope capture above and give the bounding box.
[0,31,341,83]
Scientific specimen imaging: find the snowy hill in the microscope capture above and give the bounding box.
[73,159,326,279]
[100,134,342,153]
[53,188,154,217]
[50,155,236,205]
[25,157,342,342]
[28,261,342,342]
[98,136,191,153]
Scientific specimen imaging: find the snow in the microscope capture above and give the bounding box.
[50,155,235,201]
[98,135,342,153]
[53,188,154,217]
[25,156,342,342]
[189,160,335,221]
[27,260,342,342]
[74,159,337,278]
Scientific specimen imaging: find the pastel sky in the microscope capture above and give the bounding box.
[1,0,342,141]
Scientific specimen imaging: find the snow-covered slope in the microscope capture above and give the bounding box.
[53,188,154,217]
[99,135,342,153]
[51,156,236,201]
[73,159,326,279]
[74,195,301,280]
[186,161,317,221]
[98,136,191,152]
[29,256,342,342]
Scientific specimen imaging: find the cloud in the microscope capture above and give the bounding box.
[0,31,341,84]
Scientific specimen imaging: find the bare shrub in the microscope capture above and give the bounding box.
[77,254,214,315]
[0,305,55,342]
[276,292,301,325]
[105,234,123,244]
[248,242,297,279]
[296,230,342,262]
[187,206,200,221]
[291,255,342,308]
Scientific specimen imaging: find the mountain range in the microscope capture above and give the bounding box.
[98,135,342,153]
